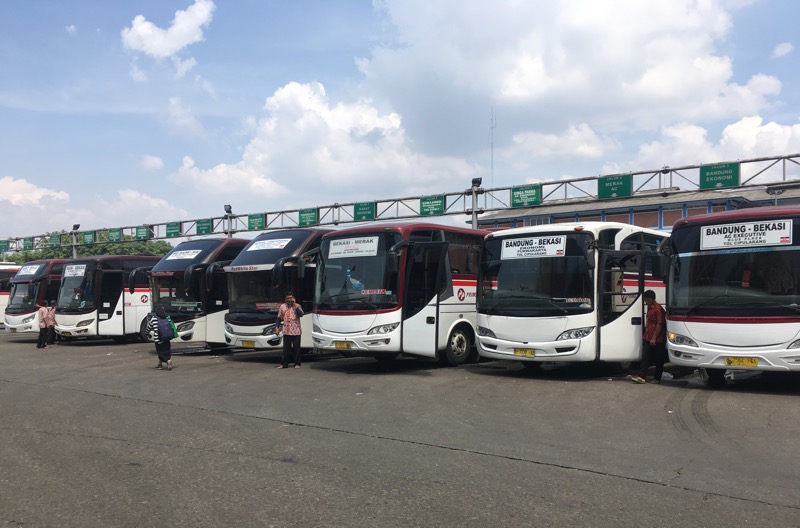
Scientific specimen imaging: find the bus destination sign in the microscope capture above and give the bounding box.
[500,236,566,259]
[700,219,792,250]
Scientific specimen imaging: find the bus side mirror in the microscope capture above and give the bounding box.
[297,249,318,280]
[272,256,298,287]
[184,264,207,294]
[128,266,153,294]
[585,248,596,270]
[650,254,669,282]
[206,261,233,293]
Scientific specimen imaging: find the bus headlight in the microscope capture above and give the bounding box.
[177,321,194,332]
[77,319,94,327]
[556,327,594,340]
[368,323,399,335]
[788,340,800,349]
[668,332,698,347]
[313,324,322,333]
[263,324,278,336]
[476,326,496,338]
[22,315,35,324]
[225,323,233,333]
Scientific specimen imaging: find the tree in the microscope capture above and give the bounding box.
[5,236,174,264]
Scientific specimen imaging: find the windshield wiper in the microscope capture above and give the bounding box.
[684,295,728,316]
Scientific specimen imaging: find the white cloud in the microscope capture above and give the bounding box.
[509,124,615,159]
[141,155,164,170]
[0,177,69,207]
[166,96,204,137]
[120,0,214,59]
[65,25,76,35]
[173,56,197,78]
[772,42,794,58]
[129,63,147,83]
[173,81,478,207]
[361,0,781,154]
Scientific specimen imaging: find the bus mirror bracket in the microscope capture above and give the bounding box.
[206,260,233,293]
[297,249,319,280]
[128,266,153,294]
[183,264,208,295]
[272,256,299,287]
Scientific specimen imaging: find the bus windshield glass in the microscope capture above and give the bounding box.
[150,273,203,313]
[7,282,39,313]
[228,269,286,314]
[57,262,97,312]
[669,221,800,317]
[317,232,401,310]
[478,232,594,316]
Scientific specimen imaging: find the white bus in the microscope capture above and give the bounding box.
[663,206,800,383]
[4,260,63,334]
[130,238,248,345]
[476,222,666,370]
[223,228,331,350]
[0,262,21,326]
[55,255,161,341]
[307,222,490,366]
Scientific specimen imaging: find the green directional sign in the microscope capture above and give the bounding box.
[511,184,541,207]
[0,240,7,252]
[136,225,150,240]
[108,228,122,242]
[23,237,33,250]
[420,195,445,216]
[248,214,265,231]
[49,234,61,247]
[82,231,94,245]
[165,223,181,238]
[299,208,318,226]
[196,219,213,235]
[598,174,632,200]
[700,162,740,190]
[354,202,376,221]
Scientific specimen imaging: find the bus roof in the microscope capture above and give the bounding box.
[10,259,66,283]
[672,206,800,230]
[227,228,334,268]
[151,238,249,272]
[321,221,490,238]
[486,221,665,238]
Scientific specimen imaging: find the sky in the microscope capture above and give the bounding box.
[2,0,800,239]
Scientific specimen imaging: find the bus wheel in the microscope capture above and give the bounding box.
[374,353,399,364]
[441,327,476,366]
[705,368,726,385]
[139,319,150,342]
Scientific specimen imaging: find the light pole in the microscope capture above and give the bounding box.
[470,178,484,229]
[224,205,233,239]
[70,224,80,258]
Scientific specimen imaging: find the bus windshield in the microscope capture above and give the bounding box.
[478,232,594,316]
[228,269,285,314]
[7,282,39,313]
[150,273,203,314]
[669,246,800,317]
[317,232,401,310]
[57,263,97,312]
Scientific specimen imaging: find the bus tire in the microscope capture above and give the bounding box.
[139,318,151,342]
[705,368,726,385]
[440,326,476,366]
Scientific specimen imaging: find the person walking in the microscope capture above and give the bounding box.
[147,304,175,371]
[631,290,667,384]
[275,292,304,369]
[35,301,49,349]
[46,300,57,345]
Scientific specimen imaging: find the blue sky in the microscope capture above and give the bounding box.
[1,0,799,239]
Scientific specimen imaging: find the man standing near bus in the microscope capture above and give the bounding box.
[275,292,304,369]
[630,290,666,384]
[35,301,49,349]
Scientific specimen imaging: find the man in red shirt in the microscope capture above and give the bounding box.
[631,290,667,384]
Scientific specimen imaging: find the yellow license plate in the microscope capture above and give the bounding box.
[513,348,536,358]
[335,341,352,350]
[725,356,758,367]
[242,340,255,348]
[62,332,72,337]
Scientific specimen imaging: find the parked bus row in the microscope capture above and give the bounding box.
[4,206,800,384]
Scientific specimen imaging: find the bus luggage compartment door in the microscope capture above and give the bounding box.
[598,250,645,363]
[401,242,447,357]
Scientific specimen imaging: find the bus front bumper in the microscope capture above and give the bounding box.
[669,345,800,372]
[312,330,398,354]
[476,336,593,362]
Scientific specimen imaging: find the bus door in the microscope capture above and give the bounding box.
[597,250,645,362]
[401,242,447,355]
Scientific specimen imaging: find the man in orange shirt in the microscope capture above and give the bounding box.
[631,290,666,384]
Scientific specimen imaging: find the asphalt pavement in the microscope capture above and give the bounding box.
[2,333,800,527]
